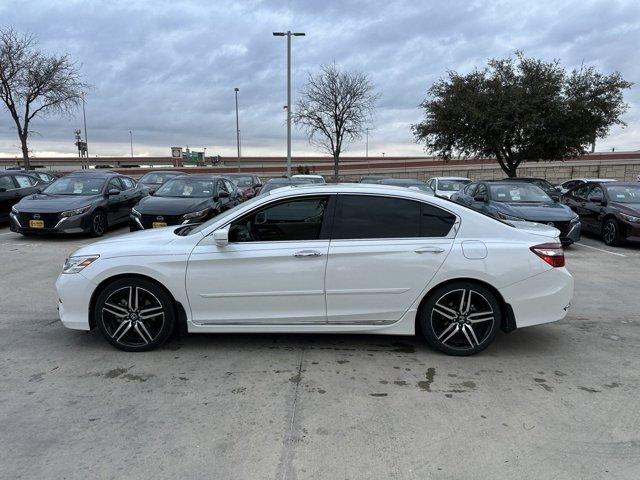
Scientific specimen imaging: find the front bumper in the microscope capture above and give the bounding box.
[621,219,640,243]
[499,267,574,329]
[55,272,96,330]
[10,210,93,234]
[130,213,208,231]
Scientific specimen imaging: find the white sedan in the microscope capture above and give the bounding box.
[56,183,573,356]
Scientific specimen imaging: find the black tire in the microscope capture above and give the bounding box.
[95,277,175,352]
[602,218,621,246]
[90,210,107,237]
[419,281,501,356]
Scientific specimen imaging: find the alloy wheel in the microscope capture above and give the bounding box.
[92,212,106,236]
[603,220,617,245]
[101,286,166,347]
[430,288,495,352]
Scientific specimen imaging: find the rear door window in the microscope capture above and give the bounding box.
[14,175,35,188]
[0,176,16,190]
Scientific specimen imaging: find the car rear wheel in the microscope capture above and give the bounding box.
[419,281,501,356]
[602,218,621,246]
[90,210,106,237]
[95,278,175,352]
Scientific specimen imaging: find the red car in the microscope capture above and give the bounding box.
[225,173,263,200]
[561,181,640,246]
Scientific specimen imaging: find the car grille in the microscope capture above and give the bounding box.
[19,212,60,229]
[140,214,183,229]
[535,220,570,236]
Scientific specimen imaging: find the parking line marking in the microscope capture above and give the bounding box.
[0,232,14,236]
[574,242,626,257]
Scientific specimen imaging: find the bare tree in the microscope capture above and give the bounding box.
[293,64,377,181]
[0,28,89,169]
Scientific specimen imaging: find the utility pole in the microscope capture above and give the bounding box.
[235,87,241,172]
[129,130,133,158]
[365,128,370,158]
[81,92,89,168]
[273,31,305,177]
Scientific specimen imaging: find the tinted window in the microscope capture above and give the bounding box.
[572,185,591,199]
[333,195,421,239]
[45,177,106,195]
[421,203,457,237]
[587,186,604,200]
[107,178,122,192]
[0,176,15,190]
[14,175,35,188]
[229,196,328,242]
[121,177,135,189]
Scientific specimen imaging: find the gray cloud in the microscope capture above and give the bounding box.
[0,0,638,158]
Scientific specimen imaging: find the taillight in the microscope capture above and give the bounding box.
[530,243,565,267]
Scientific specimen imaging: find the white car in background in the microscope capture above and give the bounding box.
[427,176,471,198]
[556,178,617,194]
[56,183,573,356]
[291,174,325,184]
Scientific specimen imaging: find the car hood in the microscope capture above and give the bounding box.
[135,196,212,215]
[609,202,640,216]
[493,202,574,221]
[15,193,102,213]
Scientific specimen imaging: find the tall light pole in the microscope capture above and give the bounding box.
[234,87,241,172]
[81,92,88,167]
[129,130,133,158]
[273,30,305,177]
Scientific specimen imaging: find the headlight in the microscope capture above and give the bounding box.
[620,213,640,223]
[570,215,580,224]
[60,205,91,218]
[11,205,19,215]
[131,207,141,216]
[182,208,209,220]
[62,255,99,274]
[497,212,525,221]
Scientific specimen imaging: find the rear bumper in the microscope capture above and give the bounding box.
[9,211,92,234]
[499,267,574,329]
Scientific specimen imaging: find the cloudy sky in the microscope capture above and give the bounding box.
[0,0,638,158]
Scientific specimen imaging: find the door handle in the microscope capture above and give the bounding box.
[414,246,445,254]
[294,250,323,257]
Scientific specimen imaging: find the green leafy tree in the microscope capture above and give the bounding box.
[412,53,632,177]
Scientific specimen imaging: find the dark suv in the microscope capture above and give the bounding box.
[562,181,640,246]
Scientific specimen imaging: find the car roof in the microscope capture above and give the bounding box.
[432,176,470,181]
[379,178,425,184]
[589,181,639,186]
[68,170,120,177]
[140,170,183,175]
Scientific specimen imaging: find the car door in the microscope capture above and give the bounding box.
[186,194,333,324]
[222,178,240,207]
[583,185,605,232]
[470,183,489,213]
[105,177,127,224]
[119,177,141,210]
[565,184,592,230]
[325,194,456,324]
[0,175,18,220]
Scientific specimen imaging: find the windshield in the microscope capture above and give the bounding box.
[605,185,640,203]
[44,177,105,195]
[439,180,470,191]
[139,172,178,184]
[489,184,552,203]
[229,176,254,187]
[530,179,555,192]
[155,178,215,198]
[186,193,267,235]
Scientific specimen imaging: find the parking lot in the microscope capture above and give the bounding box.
[0,224,638,480]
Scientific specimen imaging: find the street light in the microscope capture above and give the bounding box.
[81,92,88,167]
[234,87,241,172]
[129,130,133,158]
[273,31,305,177]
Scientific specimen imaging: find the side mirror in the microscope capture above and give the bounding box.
[213,227,229,246]
[473,193,487,202]
[107,189,120,196]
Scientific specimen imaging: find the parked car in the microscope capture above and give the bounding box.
[0,172,43,222]
[138,170,185,195]
[56,183,573,355]
[359,175,386,184]
[259,177,314,194]
[561,181,640,246]
[9,171,145,236]
[377,178,435,195]
[452,181,580,245]
[504,177,561,201]
[556,178,617,194]
[11,170,58,185]
[291,174,325,183]
[225,173,263,200]
[130,175,240,231]
[427,176,471,199]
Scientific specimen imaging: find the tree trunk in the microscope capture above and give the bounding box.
[333,154,339,183]
[19,133,31,170]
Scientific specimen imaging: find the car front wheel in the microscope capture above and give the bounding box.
[602,218,621,246]
[95,278,175,352]
[419,281,501,356]
[90,210,106,237]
